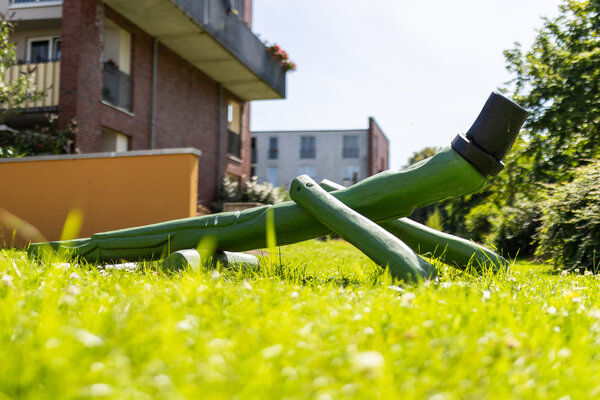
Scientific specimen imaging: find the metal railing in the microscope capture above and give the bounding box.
[10,0,61,4]
[1,60,60,110]
[174,0,286,97]
[102,63,132,111]
[228,129,241,158]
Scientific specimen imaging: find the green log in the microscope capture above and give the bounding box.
[319,179,507,271]
[290,175,436,282]
[29,147,486,263]
[162,249,259,272]
[28,92,527,264]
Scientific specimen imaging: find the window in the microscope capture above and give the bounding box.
[374,135,379,158]
[342,165,360,186]
[268,137,278,159]
[343,135,359,159]
[227,101,242,157]
[27,37,60,62]
[267,167,278,186]
[101,128,129,152]
[300,136,316,159]
[251,137,257,163]
[299,165,316,179]
[104,19,131,74]
[103,19,132,110]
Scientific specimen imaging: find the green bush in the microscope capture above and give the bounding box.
[536,160,600,272]
[464,202,499,244]
[221,177,284,205]
[492,198,542,259]
[0,116,77,157]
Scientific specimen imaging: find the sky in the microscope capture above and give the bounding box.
[250,0,563,168]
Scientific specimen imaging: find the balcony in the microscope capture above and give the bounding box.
[102,62,132,111]
[1,60,60,111]
[102,0,287,101]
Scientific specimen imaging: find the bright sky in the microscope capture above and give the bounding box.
[250,0,563,168]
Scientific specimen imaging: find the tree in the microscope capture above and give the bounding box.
[0,12,43,112]
[503,0,600,184]
[404,146,441,168]
[536,159,600,271]
[0,12,74,158]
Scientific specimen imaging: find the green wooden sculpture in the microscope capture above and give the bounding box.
[28,92,528,280]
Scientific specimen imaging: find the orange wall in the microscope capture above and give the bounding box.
[0,149,199,246]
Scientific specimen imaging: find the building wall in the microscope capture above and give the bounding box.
[252,129,369,188]
[368,117,390,174]
[0,0,62,22]
[59,0,104,151]
[56,0,252,205]
[9,26,61,61]
[0,149,199,246]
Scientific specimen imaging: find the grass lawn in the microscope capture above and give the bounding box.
[1,239,599,399]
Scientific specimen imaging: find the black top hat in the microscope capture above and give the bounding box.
[451,92,529,176]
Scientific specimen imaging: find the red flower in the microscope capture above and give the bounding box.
[37,145,42,150]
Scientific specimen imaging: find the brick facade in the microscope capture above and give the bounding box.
[58,0,252,206]
[368,117,390,175]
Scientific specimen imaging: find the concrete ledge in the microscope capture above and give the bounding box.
[0,147,202,163]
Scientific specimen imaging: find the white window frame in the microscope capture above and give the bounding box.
[26,36,60,62]
[9,0,62,9]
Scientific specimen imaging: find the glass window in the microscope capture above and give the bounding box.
[52,38,61,60]
[267,167,278,186]
[268,137,278,159]
[299,165,316,179]
[29,40,50,62]
[300,136,316,159]
[227,101,241,134]
[343,135,359,159]
[27,37,61,62]
[342,165,361,186]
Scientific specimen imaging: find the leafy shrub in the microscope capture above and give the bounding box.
[492,198,542,259]
[536,160,600,272]
[0,116,77,157]
[221,177,285,205]
[220,177,242,202]
[425,207,443,231]
[464,202,499,244]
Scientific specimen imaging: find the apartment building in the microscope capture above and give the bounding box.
[251,117,389,188]
[1,0,288,205]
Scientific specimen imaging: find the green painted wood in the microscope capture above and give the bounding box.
[319,179,507,271]
[162,249,259,272]
[29,147,487,263]
[290,175,435,282]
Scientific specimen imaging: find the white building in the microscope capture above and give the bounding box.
[251,117,389,188]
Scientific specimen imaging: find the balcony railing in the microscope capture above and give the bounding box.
[227,129,241,158]
[10,0,62,4]
[1,60,60,110]
[102,63,132,111]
